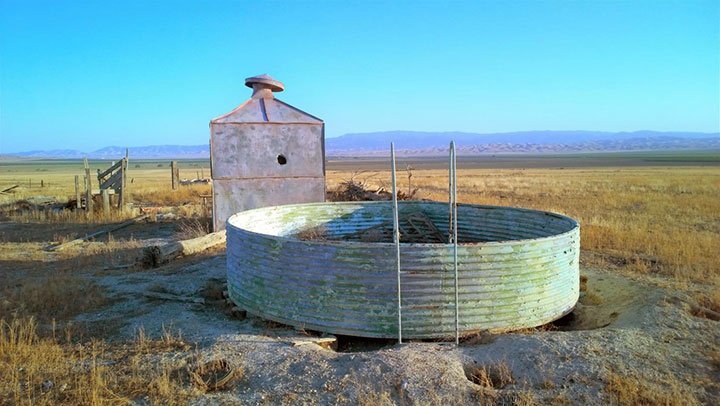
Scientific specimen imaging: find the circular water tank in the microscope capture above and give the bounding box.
[226,201,580,339]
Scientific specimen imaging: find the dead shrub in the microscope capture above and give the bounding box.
[582,291,604,306]
[294,225,328,241]
[134,325,191,354]
[579,275,588,292]
[465,362,514,389]
[189,358,240,392]
[696,291,720,314]
[329,179,370,201]
[176,216,212,240]
[200,279,226,301]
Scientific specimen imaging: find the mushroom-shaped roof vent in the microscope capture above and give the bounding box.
[245,74,284,93]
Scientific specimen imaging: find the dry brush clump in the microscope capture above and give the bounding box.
[176,216,212,240]
[328,170,417,202]
[293,225,329,241]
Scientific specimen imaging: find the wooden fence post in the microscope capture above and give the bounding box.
[171,161,179,190]
[102,189,110,215]
[120,148,128,209]
[74,175,81,208]
[84,158,93,213]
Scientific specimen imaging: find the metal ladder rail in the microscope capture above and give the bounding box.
[451,141,459,345]
[394,141,459,344]
[391,143,403,344]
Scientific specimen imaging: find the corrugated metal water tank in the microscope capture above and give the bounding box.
[226,201,581,339]
[210,74,325,231]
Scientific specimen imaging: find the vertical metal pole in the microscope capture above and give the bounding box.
[451,141,459,345]
[448,145,453,243]
[391,143,402,344]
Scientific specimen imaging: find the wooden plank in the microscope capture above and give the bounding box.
[101,170,123,191]
[139,230,226,267]
[97,159,123,180]
[287,335,337,350]
[143,291,205,304]
[0,185,19,194]
[47,214,148,251]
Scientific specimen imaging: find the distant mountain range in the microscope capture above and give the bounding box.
[3,131,719,159]
[326,131,720,156]
[4,145,210,159]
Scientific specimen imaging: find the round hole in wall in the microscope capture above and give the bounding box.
[277,154,287,165]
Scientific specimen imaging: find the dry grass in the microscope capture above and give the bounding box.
[176,216,212,240]
[0,275,109,324]
[4,162,717,285]
[1,206,139,224]
[689,290,720,321]
[357,391,394,406]
[696,290,720,314]
[328,167,720,286]
[0,165,210,224]
[605,370,700,406]
[465,362,514,389]
[129,183,210,207]
[0,316,210,405]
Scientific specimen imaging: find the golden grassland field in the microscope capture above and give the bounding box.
[1,159,718,288]
[0,158,719,405]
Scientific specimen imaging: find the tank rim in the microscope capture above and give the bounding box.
[226,200,580,248]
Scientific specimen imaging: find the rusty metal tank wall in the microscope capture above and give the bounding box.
[210,74,325,231]
[226,201,580,339]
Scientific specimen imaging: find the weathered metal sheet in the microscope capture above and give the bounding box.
[210,74,325,231]
[226,201,580,339]
[213,178,325,232]
[210,124,324,179]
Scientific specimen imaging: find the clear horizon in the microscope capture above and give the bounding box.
[1,0,719,153]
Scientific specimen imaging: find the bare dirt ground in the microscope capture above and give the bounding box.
[1,218,717,405]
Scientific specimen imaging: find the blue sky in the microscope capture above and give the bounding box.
[1,0,718,153]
